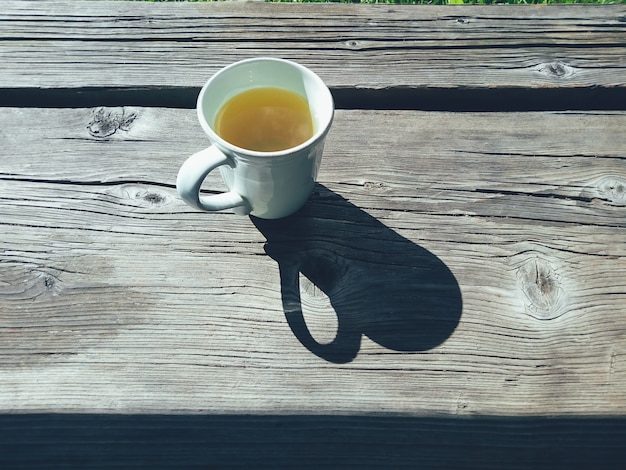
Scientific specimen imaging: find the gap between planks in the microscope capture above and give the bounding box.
[1,86,626,112]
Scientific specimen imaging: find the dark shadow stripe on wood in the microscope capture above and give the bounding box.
[0,413,625,469]
[0,86,625,112]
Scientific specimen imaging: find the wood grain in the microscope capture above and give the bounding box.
[1,1,624,92]
[0,414,625,470]
[1,3,626,465]
[1,107,625,418]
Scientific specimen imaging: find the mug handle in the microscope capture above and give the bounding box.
[176,146,249,213]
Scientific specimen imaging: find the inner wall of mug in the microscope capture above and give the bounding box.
[198,58,333,153]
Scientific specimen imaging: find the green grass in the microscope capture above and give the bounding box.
[268,0,621,3]
[137,0,623,4]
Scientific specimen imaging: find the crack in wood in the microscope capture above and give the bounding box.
[472,188,595,204]
[453,149,626,161]
[0,174,176,189]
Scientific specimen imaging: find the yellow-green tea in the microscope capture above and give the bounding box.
[214,87,314,152]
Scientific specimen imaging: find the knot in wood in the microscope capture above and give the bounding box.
[536,61,575,80]
[596,176,626,206]
[1,265,61,301]
[298,251,345,297]
[516,256,565,321]
[87,107,137,139]
[140,191,166,205]
[35,271,60,299]
[363,181,386,191]
[111,184,171,209]
[43,275,56,290]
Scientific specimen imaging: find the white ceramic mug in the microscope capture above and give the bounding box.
[176,58,334,219]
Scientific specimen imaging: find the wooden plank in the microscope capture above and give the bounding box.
[1,107,625,419]
[0,414,625,469]
[1,1,625,92]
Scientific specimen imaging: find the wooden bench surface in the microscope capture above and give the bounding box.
[2,2,626,89]
[1,1,626,468]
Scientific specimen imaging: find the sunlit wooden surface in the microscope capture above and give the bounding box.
[1,2,625,468]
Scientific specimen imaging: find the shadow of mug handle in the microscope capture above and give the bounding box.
[274,253,362,364]
[252,186,463,364]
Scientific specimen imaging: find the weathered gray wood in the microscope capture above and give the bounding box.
[1,1,624,92]
[0,414,624,469]
[1,107,625,421]
[1,2,626,466]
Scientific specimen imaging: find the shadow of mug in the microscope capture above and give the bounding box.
[252,185,462,363]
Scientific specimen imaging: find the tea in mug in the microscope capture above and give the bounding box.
[214,87,314,152]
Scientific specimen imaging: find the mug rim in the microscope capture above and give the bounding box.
[196,57,334,159]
